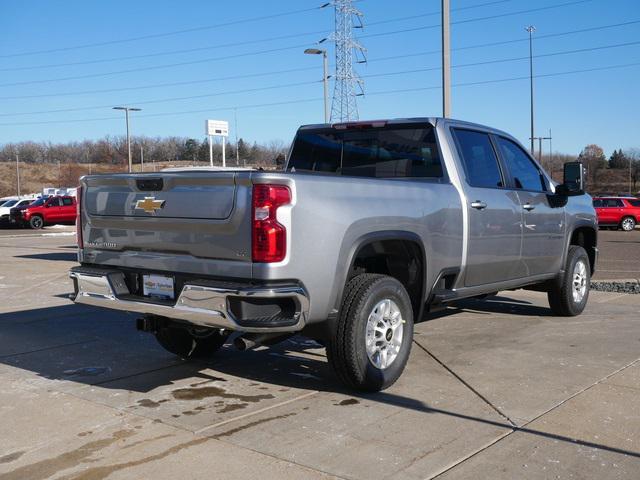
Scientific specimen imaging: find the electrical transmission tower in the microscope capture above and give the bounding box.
[329,0,366,122]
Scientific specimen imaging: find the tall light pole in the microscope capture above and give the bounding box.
[442,0,451,118]
[526,25,536,155]
[113,106,141,172]
[15,153,20,197]
[304,48,330,123]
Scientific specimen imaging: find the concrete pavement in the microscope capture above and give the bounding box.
[0,232,638,479]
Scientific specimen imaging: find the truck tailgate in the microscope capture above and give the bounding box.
[82,171,252,263]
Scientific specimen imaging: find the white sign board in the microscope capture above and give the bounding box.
[206,119,229,137]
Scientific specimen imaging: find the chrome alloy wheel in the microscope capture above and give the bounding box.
[621,218,635,231]
[365,299,404,370]
[572,259,588,303]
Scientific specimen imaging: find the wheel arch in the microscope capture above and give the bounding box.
[567,226,597,274]
[332,231,427,321]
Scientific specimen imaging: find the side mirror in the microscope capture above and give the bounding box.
[557,162,586,196]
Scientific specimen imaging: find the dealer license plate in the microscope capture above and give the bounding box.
[142,274,175,300]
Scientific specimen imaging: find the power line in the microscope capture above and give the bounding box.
[0,5,323,58]
[3,39,638,117]
[0,0,514,69]
[0,0,602,87]
[2,18,637,101]
[1,61,637,127]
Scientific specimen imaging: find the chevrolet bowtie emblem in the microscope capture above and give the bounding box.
[135,197,165,214]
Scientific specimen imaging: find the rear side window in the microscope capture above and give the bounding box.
[452,129,503,188]
[496,137,547,192]
[287,125,443,178]
[603,199,624,207]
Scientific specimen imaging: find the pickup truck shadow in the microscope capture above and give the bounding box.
[15,252,78,262]
[0,294,551,396]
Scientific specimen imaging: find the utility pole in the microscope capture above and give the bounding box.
[234,109,240,166]
[140,146,144,172]
[526,25,536,155]
[442,0,451,118]
[531,133,552,164]
[112,106,142,173]
[15,154,20,197]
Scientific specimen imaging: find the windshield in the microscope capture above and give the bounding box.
[287,124,443,178]
[28,198,47,207]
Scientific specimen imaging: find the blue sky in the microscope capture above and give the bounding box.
[0,0,638,156]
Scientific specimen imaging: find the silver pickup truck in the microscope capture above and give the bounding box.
[70,118,597,391]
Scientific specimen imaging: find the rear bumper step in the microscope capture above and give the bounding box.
[69,266,309,333]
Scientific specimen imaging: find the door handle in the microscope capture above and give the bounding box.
[471,201,487,210]
[523,203,535,211]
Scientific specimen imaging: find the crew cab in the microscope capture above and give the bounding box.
[69,118,597,391]
[11,195,77,229]
[593,196,640,231]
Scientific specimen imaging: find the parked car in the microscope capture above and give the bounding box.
[0,199,34,224]
[592,196,640,231]
[11,195,77,229]
[69,118,597,391]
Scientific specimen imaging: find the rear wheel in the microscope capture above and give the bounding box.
[547,246,590,316]
[327,274,414,392]
[155,325,228,359]
[621,216,636,232]
[29,215,44,229]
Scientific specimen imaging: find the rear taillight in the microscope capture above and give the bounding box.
[76,185,83,248]
[252,184,291,263]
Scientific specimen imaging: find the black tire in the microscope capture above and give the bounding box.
[155,325,228,359]
[620,216,636,232]
[547,245,590,316]
[29,215,44,229]
[327,274,414,392]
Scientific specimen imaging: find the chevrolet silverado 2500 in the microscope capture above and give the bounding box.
[69,118,597,391]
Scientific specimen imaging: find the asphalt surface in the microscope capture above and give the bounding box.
[0,229,639,479]
[593,229,640,280]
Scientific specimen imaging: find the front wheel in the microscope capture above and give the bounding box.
[29,215,44,229]
[547,246,590,316]
[327,274,414,392]
[621,217,636,232]
[155,325,228,359]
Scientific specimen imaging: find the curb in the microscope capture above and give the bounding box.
[591,279,640,294]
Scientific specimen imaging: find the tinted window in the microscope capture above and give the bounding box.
[603,199,624,207]
[496,137,547,192]
[593,199,603,207]
[628,199,640,207]
[2,200,18,207]
[288,125,443,178]
[62,197,73,206]
[452,129,503,188]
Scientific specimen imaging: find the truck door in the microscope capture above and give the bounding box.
[46,197,62,222]
[493,135,565,276]
[61,197,76,222]
[451,128,523,287]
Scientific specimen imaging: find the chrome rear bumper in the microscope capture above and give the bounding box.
[69,267,309,333]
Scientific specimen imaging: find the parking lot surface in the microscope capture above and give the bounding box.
[0,229,639,479]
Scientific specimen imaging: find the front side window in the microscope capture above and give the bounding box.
[287,124,443,178]
[62,198,73,206]
[496,137,547,192]
[627,199,640,207]
[452,129,503,188]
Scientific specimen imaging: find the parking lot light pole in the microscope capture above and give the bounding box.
[442,0,451,118]
[16,153,20,197]
[113,106,142,172]
[304,48,329,123]
[526,25,536,155]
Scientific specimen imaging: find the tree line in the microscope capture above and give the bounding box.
[0,136,288,168]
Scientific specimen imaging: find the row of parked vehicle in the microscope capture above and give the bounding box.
[0,195,78,229]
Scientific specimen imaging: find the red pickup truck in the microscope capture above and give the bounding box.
[11,195,77,229]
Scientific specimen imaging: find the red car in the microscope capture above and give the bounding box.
[593,196,640,231]
[10,195,77,229]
